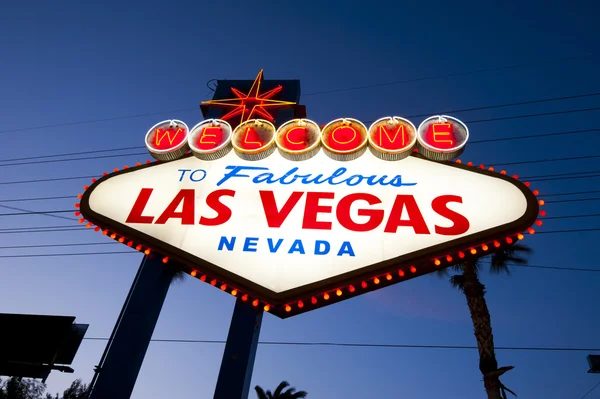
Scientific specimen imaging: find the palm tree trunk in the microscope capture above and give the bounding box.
[461,261,503,399]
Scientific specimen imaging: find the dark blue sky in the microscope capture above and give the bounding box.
[1,1,599,397]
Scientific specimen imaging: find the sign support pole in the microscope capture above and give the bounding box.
[88,255,176,399]
[213,298,263,399]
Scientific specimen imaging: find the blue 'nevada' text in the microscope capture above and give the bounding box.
[218,236,355,257]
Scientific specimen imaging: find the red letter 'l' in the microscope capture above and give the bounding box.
[126,188,155,223]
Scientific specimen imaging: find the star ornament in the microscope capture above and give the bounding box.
[201,70,296,125]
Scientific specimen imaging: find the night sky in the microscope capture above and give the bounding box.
[1,1,599,398]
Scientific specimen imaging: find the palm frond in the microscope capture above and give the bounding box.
[449,274,466,291]
[254,385,269,399]
[170,269,187,285]
[273,381,290,397]
[489,244,532,275]
[290,391,308,398]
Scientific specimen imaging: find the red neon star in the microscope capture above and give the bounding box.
[201,70,296,125]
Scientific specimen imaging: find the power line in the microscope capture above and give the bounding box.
[0,90,599,165]
[542,190,600,197]
[0,224,79,231]
[0,146,144,163]
[81,336,600,352]
[0,229,598,258]
[529,174,600,183]
[546,198,600,204]
[0,210,74,217]
[491,155,600,167]
[579,380,600,399]
[0,108,197,135]
[0,195,75,203]
[0,227,87,235]
[0,242,115,249]
[303,53,597,96]
[535,228,600,234]
[0,60,594,138]
[0,218,593,250]
[522,170,600,180]
[469,128,599,144]
[0,251,135,258]
[2,161,599,187]
[1,128,596,167]
[0,175,97,186]
[0,239,594,273]
[462,106,600,124]
[0,195,599,220]
[0,204,76,221]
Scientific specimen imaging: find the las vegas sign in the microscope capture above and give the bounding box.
[78,103,541,319]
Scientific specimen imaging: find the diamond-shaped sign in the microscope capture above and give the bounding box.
[80,146,538,318]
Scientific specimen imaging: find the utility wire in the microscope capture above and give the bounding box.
[521,170,600,180]
[0,195,75,203]
[579,380,600,399]
[1,197,599,219]
[0,212,598,247]
[2,160,599,186]
[2,190,599,206]
[80,337,600,352]
[0,240,596,273]
[542,190,600,197]
[1,127,596,167]
[1,89,599,163]
[303,53,597,96]
[0,229,598,258]
[0,64,595,137]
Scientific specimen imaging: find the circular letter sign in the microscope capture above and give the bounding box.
[417,115,469,161]
[368,116,417,161]
[188,119,233,160]
[275,119,322,161]
[321,118,368,161]
[232,119,276,160]
[145,120,190,161]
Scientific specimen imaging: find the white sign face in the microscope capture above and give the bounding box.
[85,149,532,294]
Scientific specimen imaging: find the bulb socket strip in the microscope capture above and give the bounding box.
[145,116,468,163]
[75,156,542,318]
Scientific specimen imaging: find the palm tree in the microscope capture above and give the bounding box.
[255,381,307,399]
[439,243,532,399]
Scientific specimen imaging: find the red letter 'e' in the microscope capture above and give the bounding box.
[302,192,334,230]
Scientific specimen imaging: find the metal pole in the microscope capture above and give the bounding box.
[213,298,263,399]
[88,255,176,399]
[86,254,148,397]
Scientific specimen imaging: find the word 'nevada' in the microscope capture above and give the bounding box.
[125,188,470,235]
[217,237,356,257]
